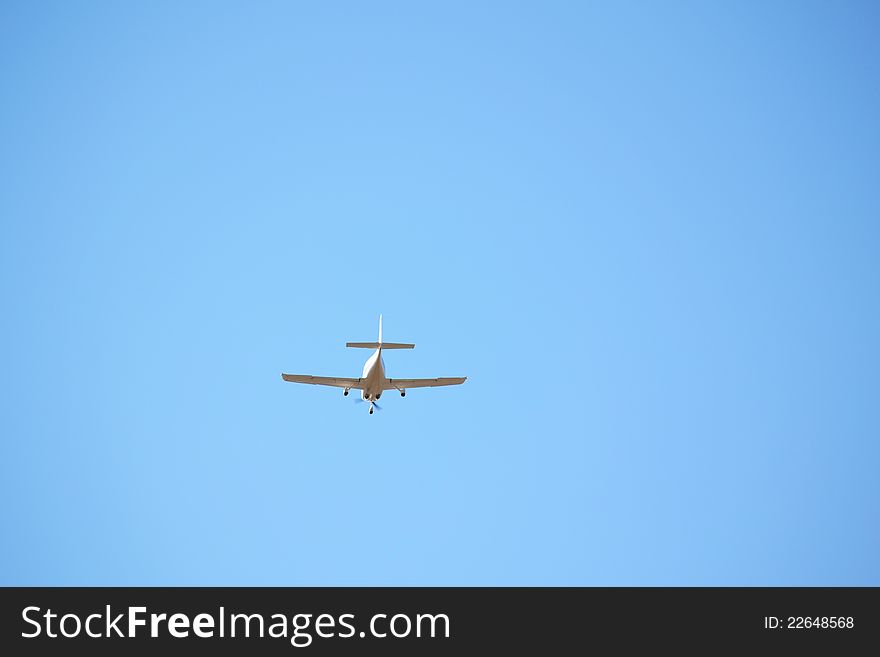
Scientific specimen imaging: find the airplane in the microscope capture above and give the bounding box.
[281,315,467,414]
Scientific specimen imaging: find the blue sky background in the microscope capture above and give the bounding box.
[1,1,878,585]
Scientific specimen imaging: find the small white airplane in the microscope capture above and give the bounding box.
[281,315,467,414]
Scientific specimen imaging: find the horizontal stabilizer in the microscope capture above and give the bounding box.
[346,342,415,349]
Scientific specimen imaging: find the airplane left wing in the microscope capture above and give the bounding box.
[281,374,363,389]
[383,377,467,390]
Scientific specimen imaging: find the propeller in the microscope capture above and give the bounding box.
[354,399,382,411]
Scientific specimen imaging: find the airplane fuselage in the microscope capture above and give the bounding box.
[360,348,385,401]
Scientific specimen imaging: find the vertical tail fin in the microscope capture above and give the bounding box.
[346,315,413,348]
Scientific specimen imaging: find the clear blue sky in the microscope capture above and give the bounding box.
[2,1,878,585]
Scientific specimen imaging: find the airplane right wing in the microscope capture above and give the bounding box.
[383,377,467,390]
[281,374,363,389]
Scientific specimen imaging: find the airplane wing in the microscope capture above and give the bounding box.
[281,374,363,389]
[383,377,467,390]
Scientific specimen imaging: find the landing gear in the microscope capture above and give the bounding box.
[343,389,349,397]
[369,405,374,415]
[400,390,406,397]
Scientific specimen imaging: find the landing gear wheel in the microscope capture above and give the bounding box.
[400,390,406,397]
[369,406,374,415]
[343,389,349,396]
